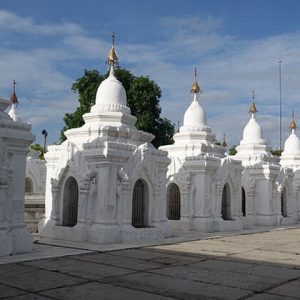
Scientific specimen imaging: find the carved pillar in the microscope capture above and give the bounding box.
[0,159,10,227]
[246,186,255,216]
[51,185,60,222]
[93,164,111,224]
[8,150,28,229]
[77,186,89,225]
[120,181,131,225]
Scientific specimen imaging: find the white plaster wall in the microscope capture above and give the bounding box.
[0,98,35,256]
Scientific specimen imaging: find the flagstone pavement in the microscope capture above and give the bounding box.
[0,225,300,299]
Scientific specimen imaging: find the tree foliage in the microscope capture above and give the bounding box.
[30,143,46,160]
[271,149,283,157]
[228,145,237,156]
[60,68,174,148]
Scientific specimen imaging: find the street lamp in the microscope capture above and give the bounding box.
[41,129,48,155]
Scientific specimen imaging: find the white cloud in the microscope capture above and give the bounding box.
[0,10,84,36]
[133,20,300,147]
[161,15,224,35]
[1,10,299,149]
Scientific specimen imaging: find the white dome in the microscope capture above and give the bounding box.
[183,95,207,128]
[95,71,127,107]
[242,114,265,144]
[283,130,300,155]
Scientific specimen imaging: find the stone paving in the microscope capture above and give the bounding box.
[0,226,300,299]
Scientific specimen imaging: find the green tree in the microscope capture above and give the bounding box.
[60,70,103,138]
[60,68,174,148]
[271,149,283,157]
[30,143,46,159]
[228,145,237,156]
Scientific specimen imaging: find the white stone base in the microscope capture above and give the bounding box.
[192,217,215,232]
[168,217,243,233]
[152,220,173,238]
[0,228,32,257]
[39,218,172,244]
[242,214,297,227]
[121,225,164,242]
[88,224,121,244]
[12,228,33,254]
[276,214,297,226]
[38,218,88,242]
[242,215,257,228]
[212,218,243,232]
[168,218,189,231]
[255,214,277,226]
[0,233,12,256]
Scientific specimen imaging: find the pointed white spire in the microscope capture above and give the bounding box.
[249,91,257,118]
[8,80,21,122]
[182,68,208,130]
[91,33,130,115]
[240,92,265,145]
[281,111,300,168]
[107,32,119,77]
[290,110,297,134]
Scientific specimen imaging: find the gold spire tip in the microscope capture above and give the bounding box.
[290,111,297,130]
[191,67,200,94]
[107,32,119,66]
[249,91,257,113]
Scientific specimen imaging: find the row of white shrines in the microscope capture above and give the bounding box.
[1,42,300,256]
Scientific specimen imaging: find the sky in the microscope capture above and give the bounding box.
[1,0,300,148]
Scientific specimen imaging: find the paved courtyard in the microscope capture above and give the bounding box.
[1,226,300,299]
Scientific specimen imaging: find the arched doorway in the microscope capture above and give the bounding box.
[281,187,287,217]
[62,176,79,227]
[132,179,148,228]
[167,183,181,220]
[221,183,231,220]
[241,187,246,217]
[25,177,33,193]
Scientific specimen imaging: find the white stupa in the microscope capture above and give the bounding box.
[281,114,300,169]
[160,70,243,233]
[66,36,138,144]
[161,70,225,159]
[90,43,130,115]
[39,33,171,244]
[0,84,34,256]
[235,92,271,164]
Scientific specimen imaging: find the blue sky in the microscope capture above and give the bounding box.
[1,0,300,148]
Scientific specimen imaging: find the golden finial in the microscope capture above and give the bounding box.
[10,80,18,104]
[191,67,200,94]
[222,134,227,147]
[249,91,257,113]
[107,32,119,66]
[290,111,297,130]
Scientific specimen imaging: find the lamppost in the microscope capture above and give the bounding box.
[279,59,282,151]
[41,129,48,155]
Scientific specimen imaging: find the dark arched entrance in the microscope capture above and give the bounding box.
[167,183,181,220]
[221,183,231,220]
[132,179,148,228]
[62,176,79,227]
[241,187,246,217]
[25,177,33,193]
[281,187,287,217]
